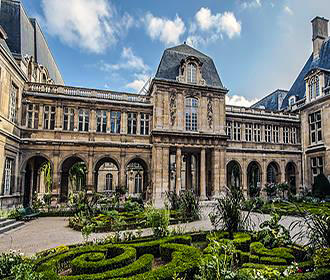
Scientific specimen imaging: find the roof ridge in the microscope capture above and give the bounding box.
[166,43,210,58]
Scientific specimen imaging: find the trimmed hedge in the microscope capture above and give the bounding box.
[250,242,294,264]
[34,235,198,280]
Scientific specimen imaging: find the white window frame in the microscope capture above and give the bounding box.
[227,121,232,140]
[78,108,89,132]
[26,104,39,129]
[105,173,113,191]
[290,127,297,144]
[288,96,296,106]
[265,124,272,143]
[127,112,137,135]
[187,63,197,84]
[9,83,18,123]
[63,107,75,131]
[245,123,253,142]
[43,105,56,130]
[309,111,322,145]
[3,158,14,195]
[254,124,261,142]
[309,75,320,100]
[233,122,241,141]
[273,125,279,143]
[283,127,290,144]
[96,110,107,133]
[110,111,121,133]
[185,98,198,132]
[311,156,324,182]
[140,113,150,135]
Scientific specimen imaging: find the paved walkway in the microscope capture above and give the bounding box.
[0,208,308,256]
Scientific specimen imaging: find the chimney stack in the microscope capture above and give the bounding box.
[312,16,329,60]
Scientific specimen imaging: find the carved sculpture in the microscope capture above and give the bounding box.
[169,90,177,126]
[207,97,213,128]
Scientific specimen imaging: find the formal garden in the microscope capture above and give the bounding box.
[1,179,330,280]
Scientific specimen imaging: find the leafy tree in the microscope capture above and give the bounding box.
[69,162,87,192]
[312,173,330,199]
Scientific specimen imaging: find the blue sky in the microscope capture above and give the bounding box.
[22,0,330,106]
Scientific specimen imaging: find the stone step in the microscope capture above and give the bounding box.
[0,219,17,228]
[0,220,24,234]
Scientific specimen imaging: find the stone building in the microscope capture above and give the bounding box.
[0,1,329,208]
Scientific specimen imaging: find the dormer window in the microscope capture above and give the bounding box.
[177,56,206,86]
[288,96,296,106]
[309,75,320,100]
[187,63,197,84]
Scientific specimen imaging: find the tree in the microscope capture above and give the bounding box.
[313,173,330,199]
[69,162,87,192]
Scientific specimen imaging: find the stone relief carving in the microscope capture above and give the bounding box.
[169,90,177,126]
[207,97,213,128]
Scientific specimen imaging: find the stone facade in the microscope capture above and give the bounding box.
[0,10,329,208]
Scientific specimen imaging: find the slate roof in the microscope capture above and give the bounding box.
[155,44,224,89]
[251,89,288,111]
[281,37,330,109]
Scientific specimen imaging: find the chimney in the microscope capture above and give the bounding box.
[312,16,329,60]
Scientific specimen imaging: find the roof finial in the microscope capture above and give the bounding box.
[184,41,186,44]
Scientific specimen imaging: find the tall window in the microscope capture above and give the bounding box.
[140,113,150,135]
[63,107,75,131]
[245,123,253,141]
[254,124,261,142]
[3,158,14,195]
[187,63,197,84]
[78,109,89,132]
[273,126,279,143]
[227,121,232,140]
[309,76,320,100]
[290,127,297,144]
[110,111,121,133]
[105,173,113,191]
[26,104,39,129]
[43,105,55,130]
[309,111,322,144]
[185,98,198,131]
[9,83,18,122]
[96,110,107,133]
[311,157,323,182]
[233,122,241,141]
[127,112,137,134]
[265,125,272,143]
[283,127,290,144]
[135,173,142,193]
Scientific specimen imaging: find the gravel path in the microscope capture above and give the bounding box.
[0,207,308,256]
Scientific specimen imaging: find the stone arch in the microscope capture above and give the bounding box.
[285,161,298,195]
[125,157,149,198]
[226,160,242,189]
[247,160,262,197]
[94,156,120,193]
[21,154,53,207]
[60,155,88,202]
[266,161,281,184]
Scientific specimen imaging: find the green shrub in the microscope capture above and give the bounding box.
[0,250,25,278]
[250,242,294,264]
[145,206,170,238]
[260,256,287,265]
[312,173,330,199]
[314,248,330,268]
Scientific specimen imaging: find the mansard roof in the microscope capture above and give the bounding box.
[281,37,330,109]
[251,89,288,111]
[155,43,224,89]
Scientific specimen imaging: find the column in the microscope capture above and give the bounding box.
[219,148,226,194]
[87,154,94,193]
[280,159,286,183]
[38,104,43,129]
[163,92,169,129]
[106,111,111,133]
[154,147,163,206]
[175,147,182,195]
[242,158,248,198]
[137,113,141,135]
[90,109,96,133]
[200,149,207,200]
[119,151,126,187]
[162,147,170,194]
[121,111,127,134]
[74,108,79,132]
[55,105,62,130]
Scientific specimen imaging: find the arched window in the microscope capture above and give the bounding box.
[309,76,320,100]
[185,98,198,131]
[105,173,113,191]
[267,163,279,184]
[134,173,142,193]
[187,63,197,84]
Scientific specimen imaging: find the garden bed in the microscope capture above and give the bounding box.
[3,231,329,280]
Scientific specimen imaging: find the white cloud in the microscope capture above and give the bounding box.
[126,74,150,92]
[101,47,149,72]
[192,8,241,43]
[40,0,134,53]
[226,95,259,107]
[241,0,262,9]
[284,6,294,16]
[144,13,186,45]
